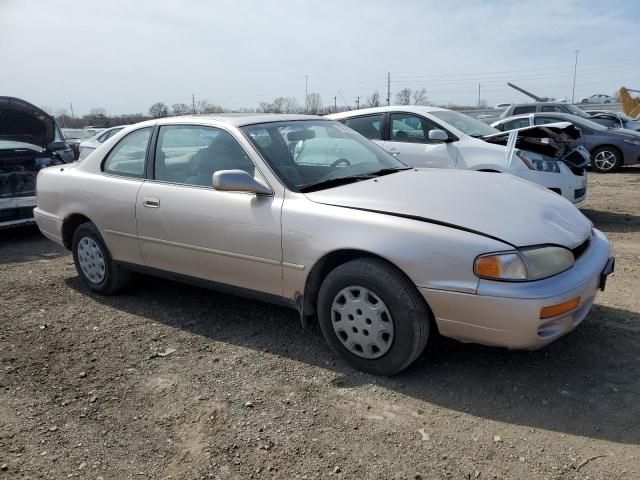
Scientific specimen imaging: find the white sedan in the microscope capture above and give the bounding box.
[78,125,126,160]
[327,106,588,204]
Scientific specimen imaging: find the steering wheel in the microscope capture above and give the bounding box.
[331,158,351,168]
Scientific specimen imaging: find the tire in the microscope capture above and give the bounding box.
[591,146,622,173]
[317,258,430,375]
[72,222,131,294]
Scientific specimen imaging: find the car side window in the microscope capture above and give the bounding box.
[154,125,256,187]
[533,116,561,126]
[102,127,151,177]
[502,118,530,130]
[541,106,563,112]
[513,106,536,115]
[97,131,111,143]
[389,113,438,143]
[343,114,383,140]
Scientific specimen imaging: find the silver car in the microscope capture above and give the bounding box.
[34,115,615,375]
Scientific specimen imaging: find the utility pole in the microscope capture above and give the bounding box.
[571,50,579,104]
[387,72,391,106]
[355,96,360,109]
[334,96,337,112]
[69,102,75,120]
[305,75,309,113]
[192,94,196,114]
[478,84,481,107]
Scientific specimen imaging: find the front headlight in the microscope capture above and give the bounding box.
[623,138,640,146]
[517,150,561,173]
[475,246,574,281]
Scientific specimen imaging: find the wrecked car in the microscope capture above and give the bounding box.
[0,96,73,228]
[328,107,587,204]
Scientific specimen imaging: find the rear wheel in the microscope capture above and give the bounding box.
[317,258,430,375]
[591,147,622,173]
[72,222,131,294]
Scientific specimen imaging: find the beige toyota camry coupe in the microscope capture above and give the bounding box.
[34,114,614,374]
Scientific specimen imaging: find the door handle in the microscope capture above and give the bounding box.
[143,197,160,208]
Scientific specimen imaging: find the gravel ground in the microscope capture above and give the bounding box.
[1,170,639,479]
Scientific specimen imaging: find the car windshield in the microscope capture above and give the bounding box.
[242,120,408,192]
[429,110,499,137]
[563,104,592,119]
[63,129,93,140]
[565,115,610,132]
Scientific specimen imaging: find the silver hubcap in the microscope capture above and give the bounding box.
[330,286,394,359]
[77,236,106,284]
[594,151,617,170]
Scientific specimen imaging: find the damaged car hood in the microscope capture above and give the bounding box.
[482,122,580,157]
[0,96,56,148]
[305,169,592,248]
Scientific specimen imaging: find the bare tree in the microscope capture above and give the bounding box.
[273,97,298,113]
[195,100,224,114]
[395,88,412,105]
[89,108,107,117]
[306,93,322,114]
[412,88,429,105]
[172,103,191,116]
[366,90,381,108]
[149,102,169,118]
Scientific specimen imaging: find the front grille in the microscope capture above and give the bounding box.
[571,236,591,261]
[574,187,586,200]
[0,206,35,223]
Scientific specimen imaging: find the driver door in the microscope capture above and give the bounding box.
[135,124,283,296]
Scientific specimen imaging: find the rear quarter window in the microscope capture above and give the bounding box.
[513,106,537,115]
[102,127,152,178]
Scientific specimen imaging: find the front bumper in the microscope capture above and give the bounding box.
[420,228,612,349]
[0,195,37,229]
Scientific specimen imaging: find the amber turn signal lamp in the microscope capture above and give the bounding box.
[475,256,501,278]
[540,297,581,319]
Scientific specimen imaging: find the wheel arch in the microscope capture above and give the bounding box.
[300,249,433,330]
[61,213,94,249]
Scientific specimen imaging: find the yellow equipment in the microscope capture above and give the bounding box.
[618,87,640,119]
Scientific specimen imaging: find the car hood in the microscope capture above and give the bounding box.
[615,127,640,138]
[0,96,56,148]
[624,120,640,131]
[482,122,580,156]
[304,169,592,248]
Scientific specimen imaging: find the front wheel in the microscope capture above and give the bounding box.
[591,147,622,173]
[317,258,431,375]
[72,222,131,294]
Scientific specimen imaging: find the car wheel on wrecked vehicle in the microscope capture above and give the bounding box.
[317,258,431,375]
[72,222,131,294]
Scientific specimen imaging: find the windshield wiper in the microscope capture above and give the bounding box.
[298,176,373,193]
[298,167,409,193]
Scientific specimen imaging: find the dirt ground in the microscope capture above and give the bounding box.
[1,170,639,480]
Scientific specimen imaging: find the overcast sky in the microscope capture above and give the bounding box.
[1,0,638,115]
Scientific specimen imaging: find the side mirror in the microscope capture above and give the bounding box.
[47,141,68,151]
[212,170,272,195]
[428,129,449,142]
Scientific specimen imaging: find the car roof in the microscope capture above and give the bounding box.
[510,102,567,107]
[327,105,448,120]
[144,113,325,128]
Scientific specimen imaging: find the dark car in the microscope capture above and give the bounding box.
[585,110,640,132]
[491,112,640,173]
[500,102,592,119]
[0,96,73,228]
